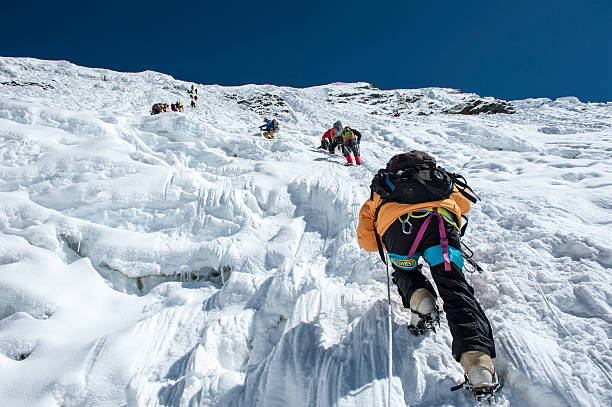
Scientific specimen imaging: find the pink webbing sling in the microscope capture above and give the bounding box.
[406,209,451,271]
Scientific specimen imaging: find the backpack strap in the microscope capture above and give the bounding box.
[373,201,388,264]
[460,214,469,237]
[434,210,452,271]
[450,174,480,203]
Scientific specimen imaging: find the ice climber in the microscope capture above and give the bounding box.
[357,150,498,398]
[318,121,341,150]
[326,121,361,165]
[260,117,279,139]
[320,120,343,152]
[337,126,361,165]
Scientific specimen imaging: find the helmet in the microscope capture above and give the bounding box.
[333,121,342,129]
[263,117,269,122]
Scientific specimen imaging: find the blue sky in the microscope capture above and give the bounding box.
[2,0,610,101]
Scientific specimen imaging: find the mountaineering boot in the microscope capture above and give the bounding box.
[408,288,439,335]
[461,351,495,387]
[345,155,353,165]
[458,351,500,401]
[355,155,361,165]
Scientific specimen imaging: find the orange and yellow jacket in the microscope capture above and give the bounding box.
[357,188,471,252]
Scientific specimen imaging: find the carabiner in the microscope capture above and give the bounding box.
[399,215,413,234]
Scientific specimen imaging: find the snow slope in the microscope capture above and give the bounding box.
[0,57,610,406]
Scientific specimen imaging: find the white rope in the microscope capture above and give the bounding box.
[384,253,393,407]
[521,263,612,385]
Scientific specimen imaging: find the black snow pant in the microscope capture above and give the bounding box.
[343,139,360,157]
[382,213,496,361]
[329,137,343,154]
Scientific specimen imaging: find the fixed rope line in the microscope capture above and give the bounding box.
[384,252,393,407]
[518,260,612,385]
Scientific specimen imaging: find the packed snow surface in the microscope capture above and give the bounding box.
[0,58,611,406]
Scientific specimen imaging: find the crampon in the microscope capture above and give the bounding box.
[407,310,440,335]
[450,373,503,403]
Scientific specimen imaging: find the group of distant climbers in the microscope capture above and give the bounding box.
[258,117,362,166]
[151,102,184,115]
[188,85,198,108]
[150,85,200,115]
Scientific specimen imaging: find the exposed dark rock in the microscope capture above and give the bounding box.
[333,92,361,98]
[1,80,54,90]
[446,99,514,115]
[359,94,389,104]
[357,83,379,90]
[17,353,30,361]
[228,92,291,116]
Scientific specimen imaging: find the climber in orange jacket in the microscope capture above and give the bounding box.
[357,150,497,397]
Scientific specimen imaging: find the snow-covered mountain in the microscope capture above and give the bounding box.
[0,57,610,407]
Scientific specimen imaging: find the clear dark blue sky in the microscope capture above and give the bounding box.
[2,0,610,101]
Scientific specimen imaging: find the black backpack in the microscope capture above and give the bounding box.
[370,151,479,264]
[370,151,478,206]
[272,119,279,131]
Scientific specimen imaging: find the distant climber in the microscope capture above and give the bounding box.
[260,117,279,139]
[319,121,343,151]
[151,103,165,115]
[357,150,498,400]
[338,126,361,166]
[176,101,184,112]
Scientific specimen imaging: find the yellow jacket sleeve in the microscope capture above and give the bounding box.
[357,196,381,252]
[451,188,471,216]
